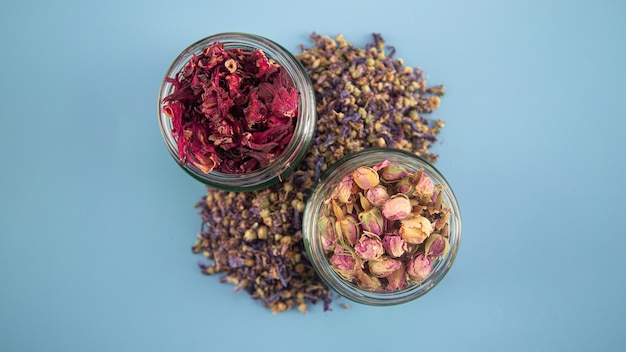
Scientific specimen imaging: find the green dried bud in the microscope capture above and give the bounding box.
[317,214,337,251]
[395,177,414,194]
[358,207,384,235]
[380,164,410,182]
[352,166,380,190]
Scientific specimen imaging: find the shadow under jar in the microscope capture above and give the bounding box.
[158,32,316,191]
[303,148,462,306]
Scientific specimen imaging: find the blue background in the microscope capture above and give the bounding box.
[1,0,625,351]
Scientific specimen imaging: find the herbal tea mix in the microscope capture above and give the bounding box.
[192,33,447,313]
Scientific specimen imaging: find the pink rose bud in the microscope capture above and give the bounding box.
[399,215,433,244]
[365,185,390,207]
[380,164,410,181]
[352,166,380,190]
[334,174,356,204]
[407,254,432,281]
[354,232,384,260]
[330,246,358,280]
[395,177,413,194]
[382,194,412,221]
[382,234,408,257]
[335,215,360,246]
[424,233,450,259]
[358,208,384,235]
[317,215,337,252]
[368,257,402,278]
[414,173,435,196]
[372,160,392,171]
[386,263,408,291]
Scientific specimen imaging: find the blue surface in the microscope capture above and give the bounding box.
[1,0,625,351]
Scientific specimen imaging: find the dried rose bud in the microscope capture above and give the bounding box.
[354,269,383,290]
[386,263,408,291]
[382,234,408,257]
[368,257,402,278]
[354,231,384,260]
[424,233,450,259]
[414,172,434,196]
[382,194,412,221]
[379,164,410,182]
[365,185,390,207]
[395,177,413,194]
[372,160,391,171]
[330,246,358,281]
[406,254,432,281]
[358,207,384,235]
[335,215,360,246]
[334,174,356,204]
[317,215,337,251]
[352,166,380,190]
[399,215,433,244]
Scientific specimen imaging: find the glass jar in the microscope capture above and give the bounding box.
[302,148,462,306]
[157,32,316,191]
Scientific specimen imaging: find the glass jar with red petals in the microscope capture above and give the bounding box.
[302,148,462,306]
[158,33,316,191]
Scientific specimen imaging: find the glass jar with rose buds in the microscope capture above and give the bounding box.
[302,148,461,306]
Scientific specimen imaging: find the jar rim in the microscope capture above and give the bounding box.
[157,32,316,191]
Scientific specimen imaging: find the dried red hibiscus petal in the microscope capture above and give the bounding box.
[162,42,299,174]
